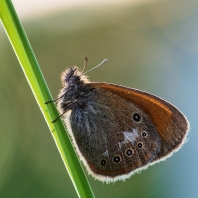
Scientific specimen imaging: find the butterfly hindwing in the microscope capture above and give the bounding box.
[68,85,162,179]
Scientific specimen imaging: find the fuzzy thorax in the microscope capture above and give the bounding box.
[57,67,90,114]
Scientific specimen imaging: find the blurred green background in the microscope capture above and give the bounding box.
[0,0,197,197]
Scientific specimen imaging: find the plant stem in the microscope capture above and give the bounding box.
[0,0,94,197]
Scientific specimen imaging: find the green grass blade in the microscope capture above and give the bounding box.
[0,0,94,197]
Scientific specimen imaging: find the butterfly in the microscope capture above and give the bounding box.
[46,58,189,183]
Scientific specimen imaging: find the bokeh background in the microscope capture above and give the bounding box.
[0,0,197,197]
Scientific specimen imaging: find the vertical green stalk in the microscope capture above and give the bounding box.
[0,0,94,197]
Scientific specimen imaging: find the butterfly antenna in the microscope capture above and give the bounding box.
[80,56,88,75]
[82,58,108,75]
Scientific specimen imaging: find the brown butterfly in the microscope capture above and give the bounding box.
[47,58,189,183]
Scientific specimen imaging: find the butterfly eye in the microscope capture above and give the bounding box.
[68,75,80,85]
[141,131,148,138]
[125,148,134,157]
[113,155,121,163]
[133,113,141,122]
[137,142,143,148]
[101,159,107,166]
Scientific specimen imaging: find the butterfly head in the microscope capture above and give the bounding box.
[61,67,90,89]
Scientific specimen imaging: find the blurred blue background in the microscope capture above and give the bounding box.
[0,0,197,197]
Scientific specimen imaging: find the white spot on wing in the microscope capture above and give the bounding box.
[119,128,139,148]
[118,142,122,149]
[103,150,109,156]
